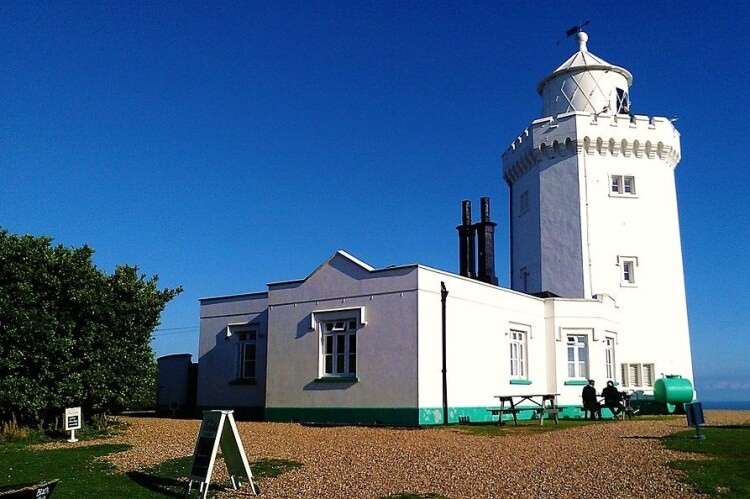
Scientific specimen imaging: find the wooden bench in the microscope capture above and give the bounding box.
[487,407,559,425]
[487,408,521,425]
[536,407,560,425]
[622,406,639,420]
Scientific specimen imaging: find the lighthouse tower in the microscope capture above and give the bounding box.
[502,32,694,384]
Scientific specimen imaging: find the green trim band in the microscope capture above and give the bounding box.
[564,380,589,386]
[509,379,532,385]
[313,376,360,383]
[195,405,264,421]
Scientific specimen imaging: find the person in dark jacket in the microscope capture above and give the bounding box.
[602,380,625,419]
[581,379,601,420]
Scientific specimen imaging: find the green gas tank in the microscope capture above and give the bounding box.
[654,375,694,404]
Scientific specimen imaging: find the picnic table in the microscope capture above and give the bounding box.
[488,393,560,426]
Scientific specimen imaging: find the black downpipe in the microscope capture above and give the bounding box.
[440,282,449,425]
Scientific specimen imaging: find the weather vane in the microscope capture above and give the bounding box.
[558,20,591,45]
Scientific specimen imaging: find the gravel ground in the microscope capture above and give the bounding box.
[38,410,750,498]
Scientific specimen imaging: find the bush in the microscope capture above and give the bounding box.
[0,228,182,427]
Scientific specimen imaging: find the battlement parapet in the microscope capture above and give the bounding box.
[502,112,681,185]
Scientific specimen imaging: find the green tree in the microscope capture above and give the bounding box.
[0,228,182,426]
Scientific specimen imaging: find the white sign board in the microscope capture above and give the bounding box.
[186,410,259,498]
[64,407,82,430]
[64,406,82,443]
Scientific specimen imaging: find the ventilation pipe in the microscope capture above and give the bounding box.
[476,197,499,285]
[456,200,476,278]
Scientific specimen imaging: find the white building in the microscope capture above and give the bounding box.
[190,32,694,425]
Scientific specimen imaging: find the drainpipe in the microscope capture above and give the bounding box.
[440,282,449,425]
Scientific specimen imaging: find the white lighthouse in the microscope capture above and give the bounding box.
[502,31,694,386]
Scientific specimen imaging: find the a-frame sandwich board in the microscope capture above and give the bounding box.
[185,410,259,498]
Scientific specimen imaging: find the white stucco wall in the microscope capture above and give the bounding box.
[416,268,554,419]
[264,253,421,411]
[503,111,694,391]
[545,295,621,406]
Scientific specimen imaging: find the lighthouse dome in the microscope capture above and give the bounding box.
[537,32,633,117]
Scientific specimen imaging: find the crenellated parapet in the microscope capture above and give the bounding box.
[502,112,681,185]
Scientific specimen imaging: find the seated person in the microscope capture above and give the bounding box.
[602,380,625,419]
[581,379,601,420]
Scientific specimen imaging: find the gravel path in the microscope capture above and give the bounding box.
[39,410,750,498]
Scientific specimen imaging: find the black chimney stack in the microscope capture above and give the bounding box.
[476,197,498,285]
[456,200,476,278]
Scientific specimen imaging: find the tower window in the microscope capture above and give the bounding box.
[611,176,620,193]
[618,256,638,286]
[610,175,636,196]
[616,88,630,114]
[623,261,634,283]
[623,176,635,194]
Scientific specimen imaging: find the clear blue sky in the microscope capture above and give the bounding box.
[2,1,748,402]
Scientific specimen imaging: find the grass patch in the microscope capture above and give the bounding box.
[443,414,679,437]
[145,454,302,480]
[0,442,144,498]
[250,458,302,478]
[135,454,303,496]
[446,419,604,436]
[1,435,302,498]
[664,425,750,497]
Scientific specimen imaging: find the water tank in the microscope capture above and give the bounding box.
[157,354,196,416]
[654,375,694,404]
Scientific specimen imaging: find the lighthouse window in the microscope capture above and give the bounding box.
[616,88,629,113]
[611,176,620,193]
[623,176,635,194]
[618,256,638,285]
[622,261,634,283]
[610,175,636,196]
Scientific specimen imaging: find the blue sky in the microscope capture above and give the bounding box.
[2,1,748,402]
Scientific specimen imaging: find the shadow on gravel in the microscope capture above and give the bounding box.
[620,436,662,440]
